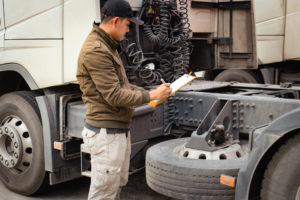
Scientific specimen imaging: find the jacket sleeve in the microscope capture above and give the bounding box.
[83,48,150,107]
[130,84,145,91]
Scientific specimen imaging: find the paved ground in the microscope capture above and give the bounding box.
[0,169,175,200]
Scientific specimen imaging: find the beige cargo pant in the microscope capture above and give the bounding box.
[82,127,131,200]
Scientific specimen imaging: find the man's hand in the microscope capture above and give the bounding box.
[149,83,172,101]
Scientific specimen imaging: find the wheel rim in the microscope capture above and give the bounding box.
[174,142,246,160]
[0,116,33,174]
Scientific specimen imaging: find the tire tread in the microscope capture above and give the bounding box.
[146,138,245,200]
[261,134,300,200]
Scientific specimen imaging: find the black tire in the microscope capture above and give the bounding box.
[0,92,46,195]
[146,138,247,200]
[214,69,261,83]
[261,134,300,200]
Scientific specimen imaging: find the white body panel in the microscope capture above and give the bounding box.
[255,0,285,64]
[0,0,98,88]
[256,17,285,36]
[2,40,63,88]
[0,0,4,47]
[255,0,300,63]
[63,0,98,83]
[254,0,285,23]
[5,3,63,39]
[284,0,300,60]
[256,36,284,64]
[127,0,143,11]
[4,0,62,28]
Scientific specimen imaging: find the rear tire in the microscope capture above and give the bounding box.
[214,69,262,83]
[261,134,300,200]
[0,92,46,195]
[146,138,247,200]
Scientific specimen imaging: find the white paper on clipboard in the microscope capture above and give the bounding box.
[148,74,196,107]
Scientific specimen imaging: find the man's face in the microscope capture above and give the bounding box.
[112,17,130,42]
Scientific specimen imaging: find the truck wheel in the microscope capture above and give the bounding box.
[214,69,261,83]
[0,92,46,195]
[146,138,247,200]
[261,134,300,200]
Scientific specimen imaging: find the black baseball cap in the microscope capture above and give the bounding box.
[102,0,144,25]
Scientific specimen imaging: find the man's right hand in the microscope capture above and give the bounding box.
[149,83,172,101]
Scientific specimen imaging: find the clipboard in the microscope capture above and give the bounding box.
[148,74,196,107]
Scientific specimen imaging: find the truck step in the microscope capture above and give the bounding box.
[81,170,91,177]
[81,143,91,177]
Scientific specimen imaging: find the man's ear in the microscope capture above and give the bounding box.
[111,17,120,26]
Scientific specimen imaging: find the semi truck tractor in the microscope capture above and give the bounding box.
[0,0,299,199]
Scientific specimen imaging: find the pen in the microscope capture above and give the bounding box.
[160,78,166,84]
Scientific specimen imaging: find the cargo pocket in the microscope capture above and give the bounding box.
[82,128,97,152]
[92,163,121,191]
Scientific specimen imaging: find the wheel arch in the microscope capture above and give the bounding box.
[235,108,300,200]
[247,129,299,199]
[0,63,57,175]
[0,63,39,94]
[0,64,83,187]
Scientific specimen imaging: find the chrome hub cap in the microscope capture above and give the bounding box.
[175,142,245,160]
[0,116,33,174]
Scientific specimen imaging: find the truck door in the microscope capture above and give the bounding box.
[63,0,100,83]
[0,0,4,47]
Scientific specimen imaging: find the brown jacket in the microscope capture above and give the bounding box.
[77,23,150,129]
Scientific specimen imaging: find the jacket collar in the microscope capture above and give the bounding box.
[93,22,119,51]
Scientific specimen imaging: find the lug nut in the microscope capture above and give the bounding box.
[10,132,14,138]
[0,155,3,161]
[269,113,273,119]
[14,152,18,159]
[10,160,14,165]
[14,142,18,148]
[5,160,9,166]
[5,127,8,133]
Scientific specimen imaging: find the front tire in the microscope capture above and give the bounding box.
[0,92,46,195]
[261,134,300,200]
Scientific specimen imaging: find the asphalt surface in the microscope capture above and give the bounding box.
[0,169,175,200]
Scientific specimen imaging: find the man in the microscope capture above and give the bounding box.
[76,0,172,199]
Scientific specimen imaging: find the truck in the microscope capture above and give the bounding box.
[0,0,299,200]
